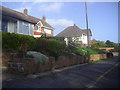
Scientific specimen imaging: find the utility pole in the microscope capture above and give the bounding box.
[85,1,90,63]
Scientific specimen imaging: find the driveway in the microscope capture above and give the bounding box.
[2,57,119,88]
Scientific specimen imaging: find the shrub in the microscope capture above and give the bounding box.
[27,51,48,64]
[2,32,36,52]
[35,38,64,59]
[2,32,79,59]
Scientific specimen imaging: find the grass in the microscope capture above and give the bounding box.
[75,48,106,55]
[93,58,109,62]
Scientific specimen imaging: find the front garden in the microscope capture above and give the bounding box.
[1,32,113,75]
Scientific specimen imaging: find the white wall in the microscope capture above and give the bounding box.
[8,20,17,33]
[34,35,41,37]
[44,28,51,34]
[81,34,87,44]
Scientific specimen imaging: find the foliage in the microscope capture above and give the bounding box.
[91,40,119,50]
[105,40,114,47]
[27,51,48,64]
[105,40,119,51]
[93,59,109,62]
[41,36,65,41]
[34,38,65,59]
[75,48,106,55]
[2,32,36,52]
[91,40,107,49]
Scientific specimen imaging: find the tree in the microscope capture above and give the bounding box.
[91,40,107,49]
[106,40,114,47]
[106,40,119,48]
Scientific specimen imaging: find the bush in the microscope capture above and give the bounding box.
[2,32,36,52]
[2,32,80,59]
[35,38,65,59]
[27,51,48,64]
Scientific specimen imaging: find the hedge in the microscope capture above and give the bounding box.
[2,32,36,52]
[2,32,65,59]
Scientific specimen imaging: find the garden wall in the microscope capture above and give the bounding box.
[90,54,107,61]
[2,52,87,74]
[112,52,119,56]
[3,52,113,74]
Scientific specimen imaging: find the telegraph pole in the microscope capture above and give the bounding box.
[85,1,90,63]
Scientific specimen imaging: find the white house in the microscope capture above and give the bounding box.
[57,24,92,46]
[0,6,54,37]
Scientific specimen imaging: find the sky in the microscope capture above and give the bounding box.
[1,1,118,43]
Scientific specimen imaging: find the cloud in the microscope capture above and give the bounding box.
[47,18,74,28]
[14,2,33,13]
[14,2,64,14]
[38,3,64,13]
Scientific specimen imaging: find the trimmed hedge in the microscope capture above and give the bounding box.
[2,32,66,59]
[2,32,36,52]
[35,38,65,59]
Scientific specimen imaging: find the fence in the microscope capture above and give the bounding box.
[2,52,111,75]
[2,52,87,74]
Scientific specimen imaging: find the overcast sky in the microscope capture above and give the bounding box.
[2,1,118,43]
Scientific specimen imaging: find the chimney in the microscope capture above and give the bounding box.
[74,24,76,26]
[42,16,46,21]
[24,9,28,15]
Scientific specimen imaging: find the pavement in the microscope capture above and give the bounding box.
[2,56,120,88]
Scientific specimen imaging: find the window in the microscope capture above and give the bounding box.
[19,21,29,35]
[2,20,8,32]
[23,22,29,35]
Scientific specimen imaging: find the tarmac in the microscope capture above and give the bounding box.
[2,56,120,88]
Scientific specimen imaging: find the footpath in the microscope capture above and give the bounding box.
[2,56,119,88]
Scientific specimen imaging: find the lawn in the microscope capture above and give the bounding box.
[93,59,109,62]
[75,48,106,55]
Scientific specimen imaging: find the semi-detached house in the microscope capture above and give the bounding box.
[0,6,54,37]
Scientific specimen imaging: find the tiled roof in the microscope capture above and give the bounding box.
[81,29,92,36]
[0,6,53,28]
[57,25,92,37]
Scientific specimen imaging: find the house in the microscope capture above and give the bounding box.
[89,39,97,45]
[0,6,54,37]
[57,24,92,46]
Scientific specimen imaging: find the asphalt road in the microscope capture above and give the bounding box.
[2,57,120,88]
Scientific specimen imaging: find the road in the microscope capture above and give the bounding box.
[2,57,119,88]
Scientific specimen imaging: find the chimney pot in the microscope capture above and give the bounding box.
[74,24,76,26]
[24,9,28,15]
[42,16,46,21]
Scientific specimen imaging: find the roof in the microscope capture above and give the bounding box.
[89,39,97,44]
[0,6,53,28]
[57,25,92,37]
[81,29,92,36]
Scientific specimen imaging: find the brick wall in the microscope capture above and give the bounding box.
[2,52,110,75]
[112,52,119,56]
[2,52,87,74]
[23,56,86,74]
[90,54,107,61]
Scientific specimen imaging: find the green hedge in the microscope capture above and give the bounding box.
[35,38,65,59]
[2,32,65,59]
[2,32,36,52]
